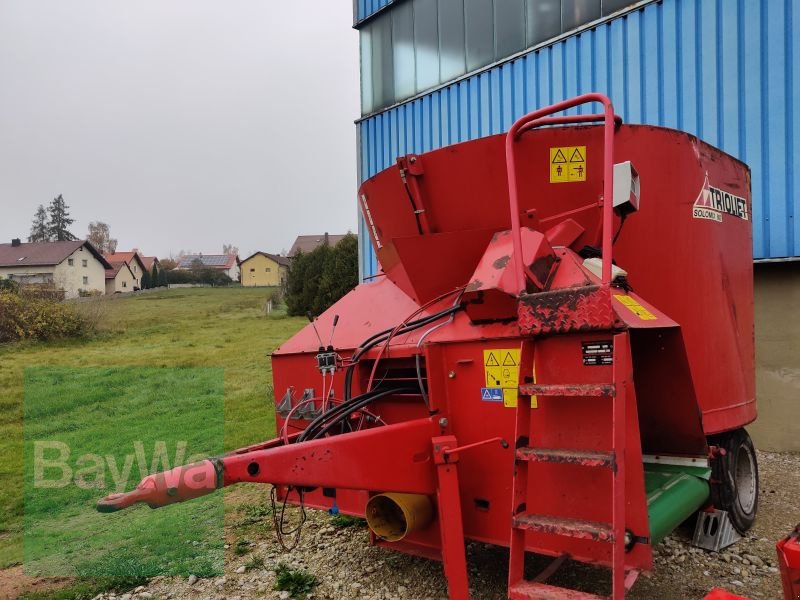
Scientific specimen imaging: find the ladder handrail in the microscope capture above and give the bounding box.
[504,93,620,292]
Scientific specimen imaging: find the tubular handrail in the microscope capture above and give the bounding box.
[504,93,621,292]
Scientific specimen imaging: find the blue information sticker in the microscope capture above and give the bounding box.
[481,387,504,402]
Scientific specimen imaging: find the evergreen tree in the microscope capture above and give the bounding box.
[328,234,358,301]
[141,270,152,289]
[285,251,310,316]
[285,234,359,316]
[158,265,168,287]
[46,195,77,241]
[28,205,50,242]
[150,263,158,287]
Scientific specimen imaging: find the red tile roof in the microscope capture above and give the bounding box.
[0,240,111,268]
[140,256,159,271]
[104,251,145,271]
[105,261,134,280]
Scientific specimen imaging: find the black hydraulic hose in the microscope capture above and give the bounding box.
[297,387,386,443]
[343,305,463,401]
[309,386,417,441]
[298,387,393,442]
[353,305,462,362]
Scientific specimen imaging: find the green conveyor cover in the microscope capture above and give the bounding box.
[645,462,711,545]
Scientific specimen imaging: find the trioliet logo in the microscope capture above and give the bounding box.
[693,174,749,223]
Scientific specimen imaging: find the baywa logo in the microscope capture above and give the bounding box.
[693,173,749,223]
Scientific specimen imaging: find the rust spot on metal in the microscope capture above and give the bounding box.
[465,279,483,292]
[528,254,557,289]
[517,285,624,336]
[516,447,616,471]
[513,514,614,543]
[493,255,511,269]
[518,383,615,397]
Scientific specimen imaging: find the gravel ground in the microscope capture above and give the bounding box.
[7,451,798,599]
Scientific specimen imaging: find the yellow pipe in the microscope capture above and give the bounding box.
[365,493,434,542]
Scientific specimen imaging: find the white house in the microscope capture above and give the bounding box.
[103,251,147,289]
[104,261,137,294]
[175,254,240,281]
[0,239,110,298]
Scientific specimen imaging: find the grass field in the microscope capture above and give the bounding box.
[0,287,306,571]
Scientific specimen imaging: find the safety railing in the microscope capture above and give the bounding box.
[505,93,621,292]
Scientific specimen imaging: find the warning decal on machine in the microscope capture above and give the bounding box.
[550,146,587,183]
[613,295,657,321]
[482,348,535,408]
[481,388,504,402]
[692,173,749,223]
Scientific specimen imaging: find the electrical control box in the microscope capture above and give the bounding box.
[613,161,640,215]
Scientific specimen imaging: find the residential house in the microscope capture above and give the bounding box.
[289,233,346,257]
[103,251,146,288]
[105,261,137,294]
[141,256,160,275]
[176,254,239,281]
[240,252,290,287]
[0,238,111,298]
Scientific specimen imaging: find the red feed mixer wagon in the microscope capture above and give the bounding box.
[98,94,758,599]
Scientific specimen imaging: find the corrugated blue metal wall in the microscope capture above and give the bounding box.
[355,0,394,24]
[357,0,800,277]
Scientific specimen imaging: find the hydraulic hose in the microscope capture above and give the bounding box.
[307,386,417,441]
[343,305,463,400]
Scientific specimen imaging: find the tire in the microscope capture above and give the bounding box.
[708,428,759,534]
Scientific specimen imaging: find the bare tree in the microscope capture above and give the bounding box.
[87,221,118,254]
[222,243,239,256]
[159,257,177,270]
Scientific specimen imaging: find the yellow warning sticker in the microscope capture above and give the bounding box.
[483,348,535,408]
[614,295,657,321]
[550,145,587,183]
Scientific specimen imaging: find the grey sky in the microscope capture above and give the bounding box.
[0,1,360,258]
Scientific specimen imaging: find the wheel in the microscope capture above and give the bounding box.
[708,428,759,534]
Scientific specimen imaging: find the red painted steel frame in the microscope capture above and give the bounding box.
[97,418,441,512]
[99,94,755,599]
[506,94,618,291]
[777,524,800,600]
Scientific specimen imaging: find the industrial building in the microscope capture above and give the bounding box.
[353,0,800,451]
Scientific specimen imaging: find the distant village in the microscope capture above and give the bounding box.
[0,233,348,299]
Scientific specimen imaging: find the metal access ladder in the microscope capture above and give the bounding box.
[507,332,634,599]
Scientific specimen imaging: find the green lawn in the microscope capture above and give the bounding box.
[0,287,305,570]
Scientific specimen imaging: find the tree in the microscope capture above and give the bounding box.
[222,243,239,256]
[86,221,117,253]
[28,205,49,242]
[46,195,77,241]
[285,234,359,316]
[158,265,168,287]
[141,270,152,289]
[159,257,177,271]
[150,263,160,288]
[327,233,358,301]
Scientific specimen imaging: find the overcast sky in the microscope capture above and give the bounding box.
[0,1,360,258]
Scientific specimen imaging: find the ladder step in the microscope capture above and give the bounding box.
[512,514,615,543]
[518,383,615,397]
[516,447,616,469]
[508,581,605,599]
